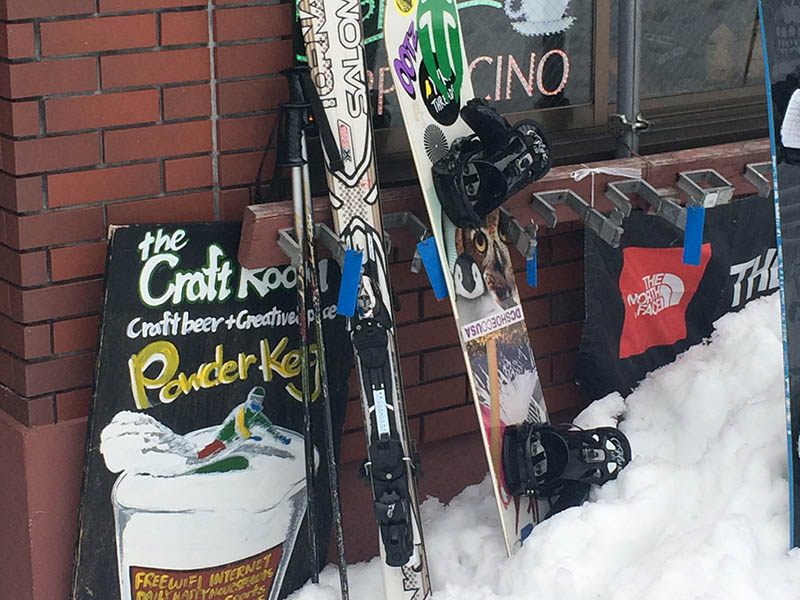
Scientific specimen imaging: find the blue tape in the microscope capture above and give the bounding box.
[520,523,534,544]
[526,246,538,287]
[417,237,448,300]
[336,249,363,316]
[683,205,705,266]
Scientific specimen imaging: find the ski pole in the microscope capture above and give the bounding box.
[281,71,320,583]
[287,64,350,600]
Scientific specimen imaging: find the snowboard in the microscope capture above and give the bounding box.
[297,0,432,597]
[759,0,800,547]
[384,0,550,554]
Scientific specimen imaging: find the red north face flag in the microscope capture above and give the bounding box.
[618,245,712,358]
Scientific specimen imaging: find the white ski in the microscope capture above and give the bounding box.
[298,0,432,597]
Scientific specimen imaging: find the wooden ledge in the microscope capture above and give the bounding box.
[238,138,771,268]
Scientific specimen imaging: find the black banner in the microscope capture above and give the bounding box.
[72,223,351,600]
[577,196,778,401]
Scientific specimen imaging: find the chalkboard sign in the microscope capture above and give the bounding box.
[72,223,351,600]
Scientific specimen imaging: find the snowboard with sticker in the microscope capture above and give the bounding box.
[383,0,551,554]
[297,0,432,597]
[758,0,800,547]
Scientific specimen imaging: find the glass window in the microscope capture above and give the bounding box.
[608,1,763,100]
[352,0,766,178]
[364,0,595,128]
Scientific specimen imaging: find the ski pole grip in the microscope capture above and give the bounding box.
[280,67,310,168]
[282,104,306,167]
[282,66,307,107]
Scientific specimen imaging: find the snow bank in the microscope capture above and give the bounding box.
[294,294,800,600]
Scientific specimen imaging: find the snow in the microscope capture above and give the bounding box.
[293,293,800,600]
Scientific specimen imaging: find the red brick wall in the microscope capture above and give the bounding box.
[0,1,295,426]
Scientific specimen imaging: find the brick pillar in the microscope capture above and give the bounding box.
[0,0,294,425]
[0,2,294,599]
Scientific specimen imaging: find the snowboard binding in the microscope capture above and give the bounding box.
[432,98,552,229]
[502,423,631,499]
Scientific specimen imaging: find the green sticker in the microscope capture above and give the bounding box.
[416,0,463,103]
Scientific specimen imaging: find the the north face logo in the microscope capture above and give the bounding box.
[618,245,711,358]
[626,273,685,317]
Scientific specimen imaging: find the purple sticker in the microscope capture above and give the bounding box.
[393,22,419,98]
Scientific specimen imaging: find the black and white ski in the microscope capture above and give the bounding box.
[297,1,432,598]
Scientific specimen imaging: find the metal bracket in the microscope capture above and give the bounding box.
[276,207,576,272]
[608,113,651,137]
[277,228,300,265]
[529,194,558,228]
[676,169,734,208]
[744,162,772,198]
[606,178,686,230]
[278,222,346,267]
[530,189,624,247]
[498,207,538,261]
[277,211,430,272]
[602,183,633,220]
[383,211,430,273]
